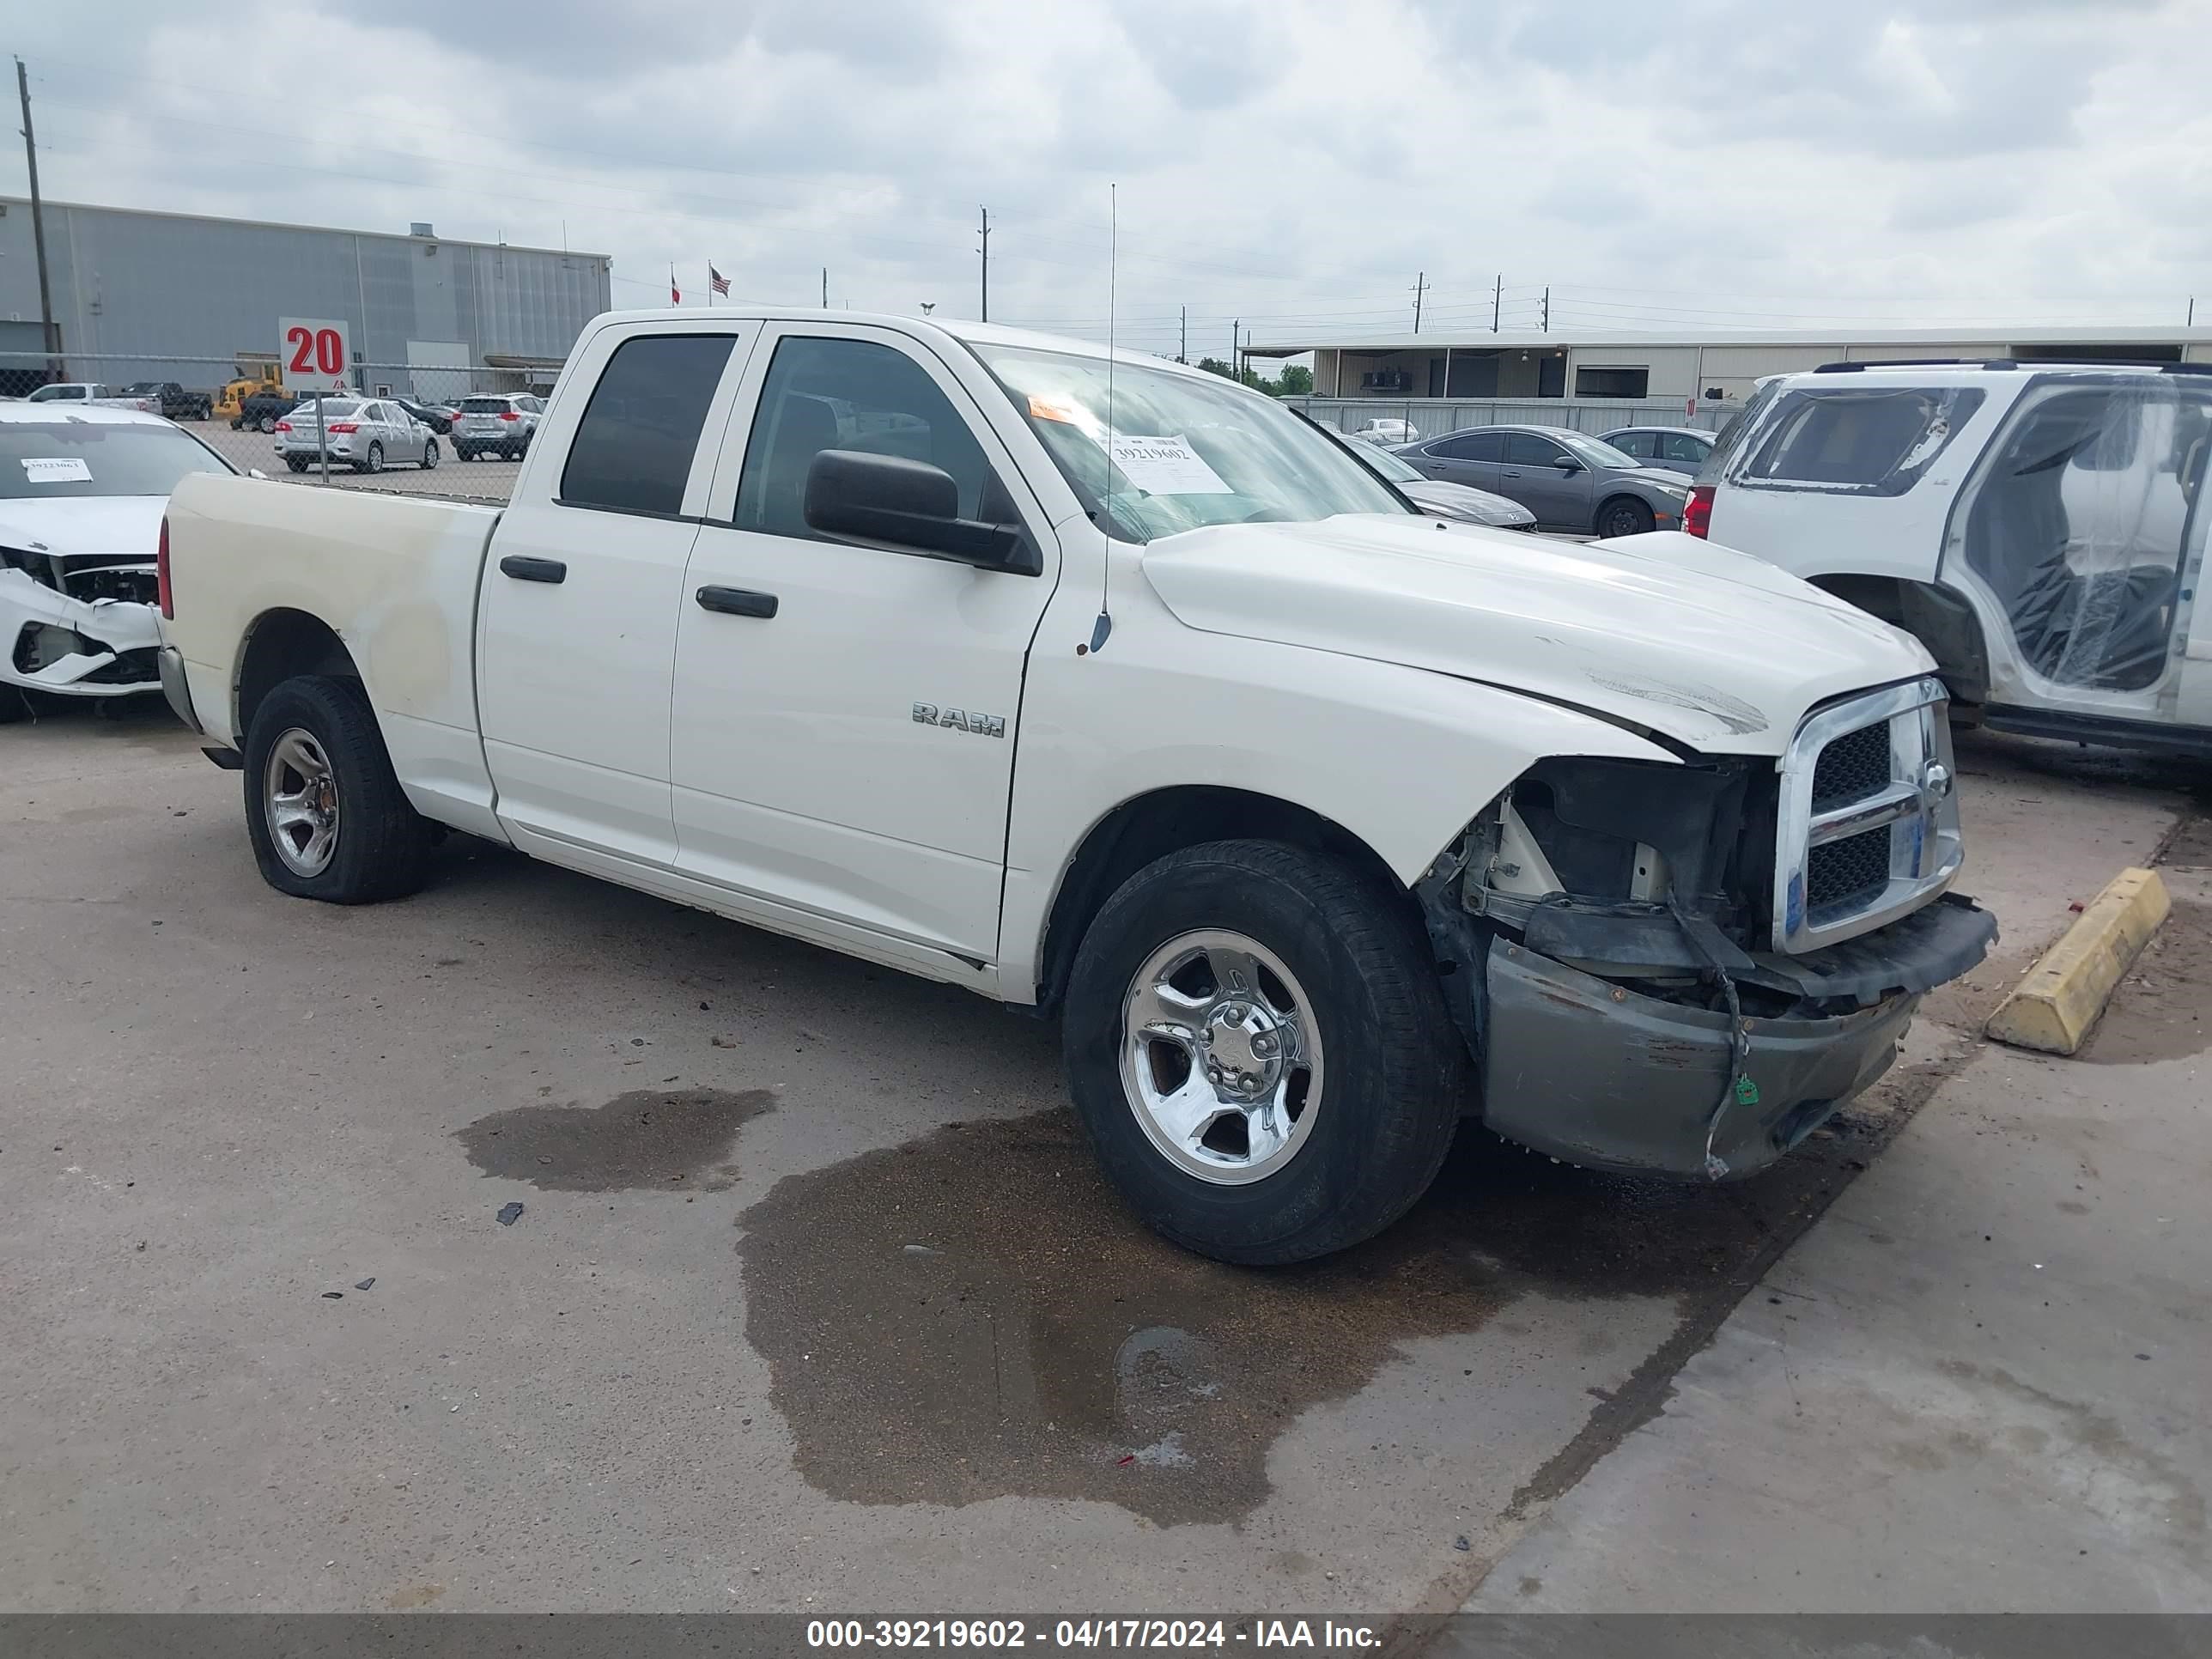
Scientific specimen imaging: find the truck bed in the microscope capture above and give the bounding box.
[163,474,504,836]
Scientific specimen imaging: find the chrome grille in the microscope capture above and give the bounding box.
[1773,677,1964,953]
[1810,722,1892,811]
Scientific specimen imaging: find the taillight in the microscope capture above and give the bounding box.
[497,410,518,421]
[275,420,291,432]
[327,422,360,434]
[1683,484,1714,539]
[157,516,173,619]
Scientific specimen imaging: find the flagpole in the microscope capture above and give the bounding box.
[706,263,713,307]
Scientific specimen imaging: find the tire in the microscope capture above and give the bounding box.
[1596,495,1655,538]
[241,676,433,904]
[363,441,384,475]
[420,439,439,470]
[1062,839,1468,1265]
[256,414,277,434]
[286,458,307,473]
[0,683,27,725]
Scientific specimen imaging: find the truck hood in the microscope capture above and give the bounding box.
[0,495,166,560]
[1139,516,1933,755]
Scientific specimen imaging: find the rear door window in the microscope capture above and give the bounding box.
[1735,384,1984,496]
[1430,432,1503,462]
[559,333,736,516]
[1609,431,1656,459]
[1660,432,1711,465]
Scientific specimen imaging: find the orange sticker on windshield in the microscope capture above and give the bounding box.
[1028,394,1083,424]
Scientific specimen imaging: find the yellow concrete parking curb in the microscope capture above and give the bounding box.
[1985,866,2172,1056]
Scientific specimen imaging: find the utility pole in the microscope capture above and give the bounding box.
[1541,286,1550,332]
[821,267,828,308]
[978,206,990,323]
[1412,270,1427,334]
[1179,304,1187,362]
[15,58,58,373]
[2191,296,2197,328]
[1492,273,1503,334]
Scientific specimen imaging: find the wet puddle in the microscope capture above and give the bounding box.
[738,1108,1850,1525]
[458,1088,774,1192]
[2081,899,2212,1065]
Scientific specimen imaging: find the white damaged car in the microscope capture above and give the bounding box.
[0,404,236,720]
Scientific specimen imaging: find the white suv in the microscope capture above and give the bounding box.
[452,394,544,461]
[1685,360,2212,752]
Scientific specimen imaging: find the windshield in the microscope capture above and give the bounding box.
[0,420,234,499]
[1557,431,1640,470]
[971,343,1407,541]
[1351,441,1423,483]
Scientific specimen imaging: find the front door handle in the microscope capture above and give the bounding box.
[696,586,779,618]
[499,555,567,584]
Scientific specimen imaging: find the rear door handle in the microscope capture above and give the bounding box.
[696,586,779,618]
[499,556,567,584]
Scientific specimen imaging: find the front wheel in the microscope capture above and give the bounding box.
[420,439,439,470]
[242,676,433,903]
[1596,495,1655,538]
[1062,839,1468,1264]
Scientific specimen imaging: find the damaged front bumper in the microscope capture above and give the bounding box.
[0,567,162,698]
[1477,896,1996,1181]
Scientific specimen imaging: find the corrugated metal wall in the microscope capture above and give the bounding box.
[0,198,611,381]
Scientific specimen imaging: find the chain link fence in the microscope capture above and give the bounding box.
[1286,395,1743,441]
[2,351,550,503]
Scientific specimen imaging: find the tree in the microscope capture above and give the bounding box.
[1274,363,1313,396]
[1194,356,1236,379]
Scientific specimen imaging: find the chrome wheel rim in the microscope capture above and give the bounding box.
[423,441,438,469]
[366,443,383,473]
[1118,929,1324,1185]
[264,727,340,877]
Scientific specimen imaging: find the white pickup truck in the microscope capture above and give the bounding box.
[158,308,1996,1263]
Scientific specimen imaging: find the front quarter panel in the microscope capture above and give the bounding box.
[997,578,1679,999]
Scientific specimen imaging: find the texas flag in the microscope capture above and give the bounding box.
[670,265,681,305]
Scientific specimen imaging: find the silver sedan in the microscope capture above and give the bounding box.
[1393,424,1695,538]
[272,398,439,474]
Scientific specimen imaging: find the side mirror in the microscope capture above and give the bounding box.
[803,449,1038,575]
[248,468,269,480]
[1556,459,1583,474]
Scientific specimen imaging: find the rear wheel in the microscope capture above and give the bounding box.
[1596,495,1655,538]
[242,676,432,903]
[1062,839,1468,1264]
[362,441,385,475]
[256,414,277,434]
[285,458,308,473]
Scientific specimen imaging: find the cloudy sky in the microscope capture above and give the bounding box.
[8,0,2210,357]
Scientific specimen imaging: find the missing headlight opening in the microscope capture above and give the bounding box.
[1414,734,1994,1184]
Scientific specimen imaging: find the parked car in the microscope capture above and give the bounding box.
[1350,417,1417,444]
[452,393,544,460]
[24,383,161,414]
[392,397,456,434]
[272,398,439,473]
[1599,424,1714,475]
[1347,435,1538,529]
[1684,360,2212,752]
[234,386,313,433]
[1394,424,1696,538]
[122,381,216,421]
[160,307,1994,1264]
[0,403,235,720]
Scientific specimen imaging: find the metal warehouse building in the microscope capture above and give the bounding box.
[1253,325,2212,410]
[0,196,611,393]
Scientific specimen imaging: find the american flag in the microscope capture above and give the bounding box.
[709,265,732,297]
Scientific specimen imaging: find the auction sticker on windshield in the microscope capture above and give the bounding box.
[20,458,93,483]
[1104,434,1232,495]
